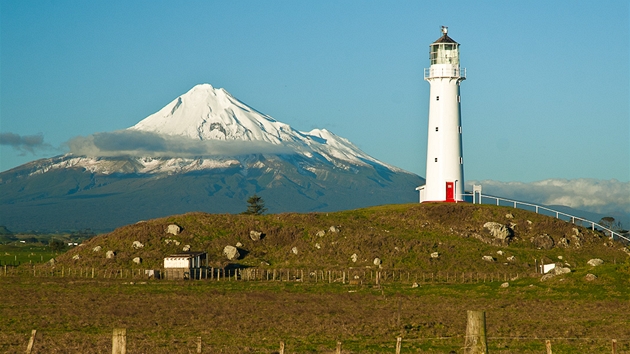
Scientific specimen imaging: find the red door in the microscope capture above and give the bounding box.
[446,182,455,202]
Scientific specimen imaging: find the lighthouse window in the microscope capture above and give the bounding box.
[435,127,439,131]
[436,96,439,101]
[460,157,463,164]
[459,126,462,134]
[458,95,461,103]
[435,158,438,162]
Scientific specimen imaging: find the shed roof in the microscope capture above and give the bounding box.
[166,251,206,258]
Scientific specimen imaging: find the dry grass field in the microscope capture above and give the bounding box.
[1,203,629,353]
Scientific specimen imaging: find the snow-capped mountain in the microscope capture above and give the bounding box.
[0,84,423,232]
[44,83,399,175]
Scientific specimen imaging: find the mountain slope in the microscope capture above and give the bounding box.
[0,84,423,232]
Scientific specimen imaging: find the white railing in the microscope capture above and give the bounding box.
[462,193,630,243]
[424,67,466,79]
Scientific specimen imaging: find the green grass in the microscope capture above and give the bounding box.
[0,243,57,265]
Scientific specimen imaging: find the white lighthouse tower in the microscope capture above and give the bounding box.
[417,26,466,203]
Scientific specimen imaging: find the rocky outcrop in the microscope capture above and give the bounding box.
[587,259,603,267]
[430,252,439,259]
[482,255,495,262]
[133,257,142,264]
[132,241,144,249]
[483,222,513,241]
[532,234,554,249]
[329,226,340,233]
[106,250,116,259]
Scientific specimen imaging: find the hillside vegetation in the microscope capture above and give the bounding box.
[51,203,628,274]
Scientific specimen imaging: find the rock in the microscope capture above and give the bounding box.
[497,250,504,256]
[482,255,495,262]
[182,245,191,252]
[373,257,382,266]
[329,226,340,233]
[507,256,515,262]
[223,246,240,260]
[291,247,298,255]
[250,230,263,241]
[500,282,509,288]
[540,274,555,281]
[351,253,358,262]
[48,258,56,265]
[235,242,243,248]
[133,257,142,264]
[558,237,570,248]
[106,250,115,259]
[430,252,439,259]
[483,222,513,242]
[532,234,554,249]
[505,213,514,219]
[411,282,419,288]
[551,267,571,275]
[587,258,603,267]
[132,241,144,249]
[526,220,533,225]
[316,230,326,237]
[92,246,101,252]
[72,254,80,260]
[584,273,597,281]
[315,243,321,249]
[572,228,580,236]
[166,224,181,235]
[557,256,563,260]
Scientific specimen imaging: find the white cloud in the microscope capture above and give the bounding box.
[466,178,630,216]
[66,130,293,158]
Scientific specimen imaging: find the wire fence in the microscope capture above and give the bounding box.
[1,264,533,285]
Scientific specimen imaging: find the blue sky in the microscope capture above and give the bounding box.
[1,1,628,185]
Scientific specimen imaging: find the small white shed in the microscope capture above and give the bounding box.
[164,252,206,279]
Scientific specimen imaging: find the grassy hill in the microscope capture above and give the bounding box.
[50,203,629,274]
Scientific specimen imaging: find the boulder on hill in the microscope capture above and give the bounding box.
[483,222,513,243]
[250,230,263,241]
[532,234,554,249]
[587,258,603,267]
[167,224,181,235]
[223,246,239,261]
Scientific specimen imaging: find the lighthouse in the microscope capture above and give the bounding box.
[417,26,466,203]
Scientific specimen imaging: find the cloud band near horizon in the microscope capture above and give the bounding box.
[66,130,293,157]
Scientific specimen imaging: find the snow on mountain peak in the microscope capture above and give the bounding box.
[127,83,399,171]
[129,83,291,144]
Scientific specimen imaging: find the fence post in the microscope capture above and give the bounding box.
[464,310,488,354]
[112,328,126,354]
[196,336,202,353]
[545,339,552,354]
[279,341,285,354]
[395,337,402,354]
[612,339,617,354]
[25,329,37,354]
[336,341,341,354]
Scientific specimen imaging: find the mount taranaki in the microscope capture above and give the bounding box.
[0,84,424,232]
